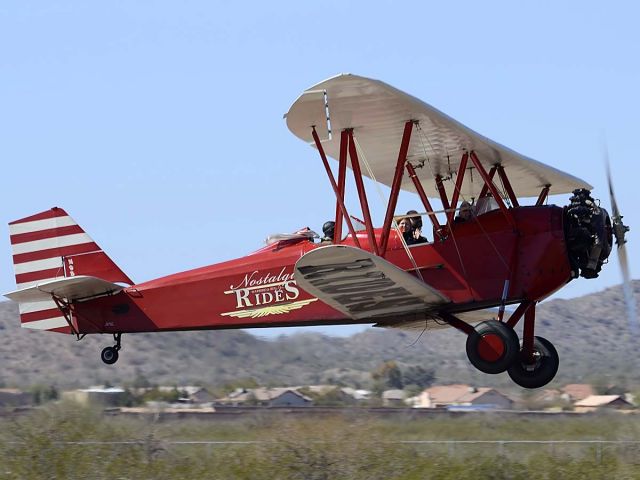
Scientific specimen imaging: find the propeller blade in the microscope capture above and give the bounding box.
[605,147,630,247]
[605,152,621,220]
[618,243,638,334]
[604,142,636,333]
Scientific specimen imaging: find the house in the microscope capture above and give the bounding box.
[414,384,472,408]
[574,395,633,412]
[453,388,514,410]
[62,387,126,406]
[217,387,312,407]
[518,388,567,410]
[294,385,371,403]
[413,384,513,410]
[382,389,406,407]
[0,388,33,407]
[561,384,595,402]
[530,389,562,403]
[294,385,356,404]
[133,386,214,403]
[340,387,371,401]
[176,386,215,403]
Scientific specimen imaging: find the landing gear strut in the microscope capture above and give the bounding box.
[507,336,559,389]
[100,333,122,365]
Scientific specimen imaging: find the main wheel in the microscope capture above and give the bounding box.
[466,320,520,374]
[507,336,559,389]
[100,346,119,365]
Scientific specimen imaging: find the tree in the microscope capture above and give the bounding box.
[30,385,58,405]
[131,371,152,389]
[402,365,435,389]
[371,361,403,389]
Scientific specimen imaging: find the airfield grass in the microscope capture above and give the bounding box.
[1,402,639,479]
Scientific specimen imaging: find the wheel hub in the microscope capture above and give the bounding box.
[477,333,505,362]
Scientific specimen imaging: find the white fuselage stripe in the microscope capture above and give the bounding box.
[13,257,64,275]
[21,317,68,330]
[11,233,94,255]
[19,299,60,314]
[9,216,76,236]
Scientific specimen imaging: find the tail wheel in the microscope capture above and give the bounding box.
[507,336,559,389]
[466,320,520,374]
[101,346,119,365]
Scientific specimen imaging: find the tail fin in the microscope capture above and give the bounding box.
[7,207,132,332]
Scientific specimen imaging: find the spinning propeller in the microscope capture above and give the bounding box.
[605,150,638,334]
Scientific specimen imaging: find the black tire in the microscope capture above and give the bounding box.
[507,336,559,389]
[101,346,119,365]
[466,320,520,374]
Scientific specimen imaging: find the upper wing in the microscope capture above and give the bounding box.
[294,245,449,320]
[285,73,592,199]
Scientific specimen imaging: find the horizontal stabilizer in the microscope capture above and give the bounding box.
[295,245,449,320]
[5,276,125,304]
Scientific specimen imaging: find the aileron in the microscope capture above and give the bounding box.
[295,245,449,320]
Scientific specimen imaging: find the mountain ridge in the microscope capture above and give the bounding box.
[0,281,639,389]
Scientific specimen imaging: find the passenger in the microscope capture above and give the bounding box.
[398,217,415,245]
[320,221,335,244]
[454,201,473,223]
[406,210,428,244]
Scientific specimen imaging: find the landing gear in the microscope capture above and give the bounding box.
[465,320,520,374]
[444,303,559,388]
[507,336,559,389]
[101,346,119,365]
[100,333,122,365]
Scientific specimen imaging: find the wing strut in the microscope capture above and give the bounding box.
[536,185,551,206]
[379,121,414,256]
[347,129,379,255]
[311,126,361,247]
[435,175,450,211]
[446,153,469,225]
[334,130,349,242]
[469,151,517,230]
[497,165,520,207]
[478,166,498,199]
[406,162,442,233]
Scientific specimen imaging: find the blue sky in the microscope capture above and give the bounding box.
[1,1,638,337]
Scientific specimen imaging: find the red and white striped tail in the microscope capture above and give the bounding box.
[8,207,132,333]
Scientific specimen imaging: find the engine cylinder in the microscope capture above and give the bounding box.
[564,189,612,279]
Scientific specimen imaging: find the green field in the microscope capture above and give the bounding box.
[1,403,639,479]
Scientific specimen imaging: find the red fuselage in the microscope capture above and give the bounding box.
[73,205,572,334]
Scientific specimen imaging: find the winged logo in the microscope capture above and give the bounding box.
[221,298,318,319]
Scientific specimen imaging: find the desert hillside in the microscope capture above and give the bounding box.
[0,282,638,389]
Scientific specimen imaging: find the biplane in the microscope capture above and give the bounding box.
[5,74,633,388]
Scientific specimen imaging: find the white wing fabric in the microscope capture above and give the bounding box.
[286,74,591,199]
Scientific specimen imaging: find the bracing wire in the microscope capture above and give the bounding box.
[353,135,424,282]
[405,321,429,348]
[414,125,472,283]
[495,170,512,208]
[414,125,510,274]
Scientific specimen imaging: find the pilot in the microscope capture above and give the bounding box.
[320,221,335,244]
[406,210,428,244]
[454,201,473,223]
